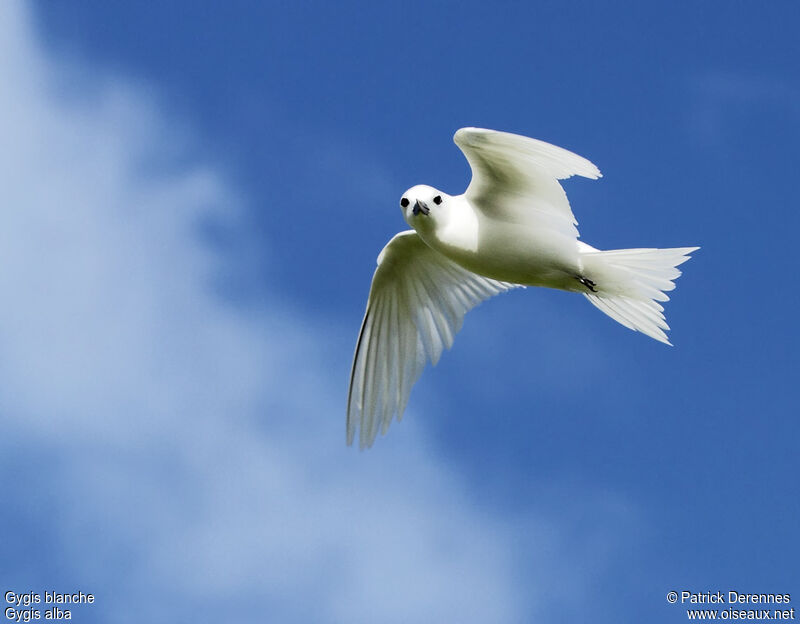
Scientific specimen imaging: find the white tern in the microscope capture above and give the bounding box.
[348,127,698,448]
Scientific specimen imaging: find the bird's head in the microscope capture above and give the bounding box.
[400,185,450,230]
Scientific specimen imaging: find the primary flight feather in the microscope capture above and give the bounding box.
[348,128,698,448]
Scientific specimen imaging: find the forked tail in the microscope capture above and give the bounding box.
[579,246,699,345]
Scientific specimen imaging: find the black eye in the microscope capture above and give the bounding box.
[400,197,409,207]
[433,195,442,205]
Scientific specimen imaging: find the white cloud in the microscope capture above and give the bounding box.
[0,3,635,622]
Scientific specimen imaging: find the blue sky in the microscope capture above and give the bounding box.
[1,1,798,622]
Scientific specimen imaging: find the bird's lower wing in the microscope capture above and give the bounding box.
[347,230,518,449]
[454,127,601,241]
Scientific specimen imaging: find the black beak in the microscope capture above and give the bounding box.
[412,200,430,216]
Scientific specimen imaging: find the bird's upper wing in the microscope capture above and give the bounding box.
[347,230,518,449]
[454,127,602,241]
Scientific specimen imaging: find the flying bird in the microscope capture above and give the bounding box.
[348,128,698,448]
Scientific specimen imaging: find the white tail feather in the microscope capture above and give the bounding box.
[580,246,699,345]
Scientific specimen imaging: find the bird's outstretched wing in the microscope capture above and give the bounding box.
[454,127,602,241]
[347,230,518,448]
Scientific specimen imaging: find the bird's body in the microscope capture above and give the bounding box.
[414,191,587,291]
[348,127,698,448]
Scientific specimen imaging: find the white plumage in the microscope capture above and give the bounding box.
[348,128,698,448]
